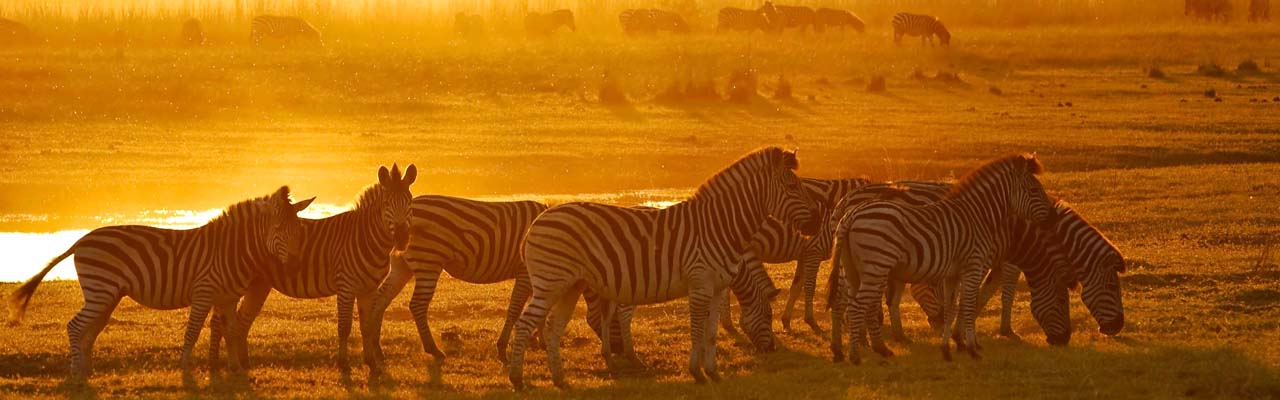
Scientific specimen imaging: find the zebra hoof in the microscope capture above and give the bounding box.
[968,347,982,360]
[707,370,722,382]
[832,351,845,363]
[553,377,570,390]
[691,369,708,384]
[872,344,895,358]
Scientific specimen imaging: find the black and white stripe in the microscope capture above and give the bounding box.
[525,9,576,35]
[250,15,322,46]
[209,165,416,375]
[619,9,690,35]
[7,187,314,379]
[816,8,865,33]
[509,147,819,389]
[891,12,951,46]
[774,5,819,33]
[716,2,781,33]
[831,154,1055,364]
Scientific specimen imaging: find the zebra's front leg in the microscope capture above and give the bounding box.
[230,277,272,370]
[960,265,986,360]
[701,287,725,382]
[336,290,356,372]
[829,267,847,362]
[356,290,383,377]
[598,298,618,372]
[868,286,894,358]
[497,269,531,364]
[801,256,824,334]
[998,265,1021,340]
[781,262,805,332]
[213,298,246,374]
[369,252,414,365]
[686,271,713,383]
[180,289,215,377]
[616,304,643,366]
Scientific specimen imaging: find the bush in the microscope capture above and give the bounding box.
[1238,59,1261,73]
[1197,63,1227,77]
[727,68,758,103]
[866,75,886,92]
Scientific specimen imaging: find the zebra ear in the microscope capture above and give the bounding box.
[291,197,316,213]
[402,164,418,186]
[378,166,391,187]
[781,149,799,170]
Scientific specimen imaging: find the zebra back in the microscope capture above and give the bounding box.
[405,195,548,282]
[250,15,322,45]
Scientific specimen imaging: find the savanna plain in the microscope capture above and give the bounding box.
[1,9,1280,399]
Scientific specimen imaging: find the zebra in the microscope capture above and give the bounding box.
[1251,0,1271,21]
[7,186,314,379]
[250,15,322,47]
[180,18,205,46]
[716,2,781,33]
[827,182,1126,344]
[455,13,485,37]
[509,147,819,389]
[0,17,35,46]
[207,164,416,376]
[774,5,820,33]
[831,154,1055,364]
[364,195,549,368]
[619,9,691,35]
[525,9,576,35]
[1186,0,1232,21]
[891,13,951,47]
[816,8,865,33]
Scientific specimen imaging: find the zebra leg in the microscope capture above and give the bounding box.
[781,261,805,332]
[180,288,216,376]
[999,265,1021,340]
[369,252,414,365]
[598,298,617,371]
[213,298,246,373]
[617,304,642,366]
[868,285,894,358]
[408,269,446,366]
[888,280,911,344]
[356,290,382,377]
[508,284,561,391]
[686,269,714,383]
[960,265,986,360]
[336,290,356,372]
[208,309,225,372]
[829,267,847,362]
[717,290,737,335]
[802,255,823,334]
[67,291,122,380]
[496,269,531,364]
[938,276,960,362]
[230,277,271,369]
[701,287,725,382]
[545,283,584,389]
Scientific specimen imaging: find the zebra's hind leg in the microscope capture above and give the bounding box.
[868,287,894,358]
[408,269,446,367]
[616,304,643,366]
[496,269,531,364]
[998,265,1021,340]
[887,280,911,344]
[212,298,246,373]
[686,269,715,383]
[68,291,122,380]
[229,277,272,370]
[781,261,804,332]
[545,282,584,389]
[598,298,618,372]
[507,285,562,391]
[801,256,824,334]
[717,290,737,335]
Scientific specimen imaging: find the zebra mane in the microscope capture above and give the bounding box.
[209,186,290,226]
[946,153,1043,198]
[688,146,796,201]
[353,183,387,211]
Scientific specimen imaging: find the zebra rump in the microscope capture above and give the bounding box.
[619,9,690,35]
[251,15,322,46]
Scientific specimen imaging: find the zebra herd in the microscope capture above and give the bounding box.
[7,148,1127,390]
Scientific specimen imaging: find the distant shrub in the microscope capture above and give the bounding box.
[774,75,792,100]
[1204,88,1217,98]
[1147,65,1166,79]
[727,68,758,103]
[1237,59,1261,73]
[989,86,1003,95]
[867,75,886,92]
[1197,63,1227,77]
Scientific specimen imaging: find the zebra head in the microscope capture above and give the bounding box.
[1004,153,1056,227]
[1056,203,1126,336]
[1021,222,1075,346]
[934,18,951,46]
[768,149,820,236]
[731,257,781,352]
[264,186,315,270]
[377,164,417,251]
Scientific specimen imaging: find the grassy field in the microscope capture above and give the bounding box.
[1,16,1280,399]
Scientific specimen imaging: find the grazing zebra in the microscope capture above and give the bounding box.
[1186,0,1232,21]
[774,5,820,33]
[891,13,951,46]
[180,18,204,46]
[1251,0,1271,21]
[0,17,35,46]
[717,2,781,33]
[831,154,1055,364]
[7,186,314,379]
[365,195,549,367]
[509,147,819,389]
[619,9,691,35]
[250,15,322,47]
[208,165,416,376]
[816,8,865,33]
[525,9,576,35]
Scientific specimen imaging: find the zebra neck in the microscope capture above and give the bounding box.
[941,182,1012,234]
[200,214,274,271]
[679,184,765,253]
[341,207,395,248]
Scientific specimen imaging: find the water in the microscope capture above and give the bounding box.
[0,189,690,282]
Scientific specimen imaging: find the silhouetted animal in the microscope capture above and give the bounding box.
[892,13,951,46]
[1186,0,1232,21]
[716,2,781,33]
[816,8,865,33]
[251,15,322,47]
[619,9,690,35]
[525,9,575,35]
[181,18,205,46]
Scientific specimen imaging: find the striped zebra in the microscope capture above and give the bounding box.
[180,18,205,46]
[7,186,314,379]
[1186,0,1232,21]
[619,9,691,35]
[816,8,865,33]
[250,15,322,47]
[774,5,819,33]
[0,17,35,46]
[509,147,819,389]
[364,195,549,368]
[716,3,781,33]
[831,154,1055,364]
[525,9,576,35]
[208,165,416,376]
[891,13,951,47]
[1251,0,1271,21]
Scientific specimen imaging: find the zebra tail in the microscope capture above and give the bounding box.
[827,227,855,311]
[8,246,75,325]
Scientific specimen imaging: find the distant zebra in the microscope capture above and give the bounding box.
[1186,0,1232,21]
[831,154,1055,364]
[816,8,865,33]
[208,165,415,376]
[509,147,819,389]
[525,9,576,35]
[251,15,322,47]
[7,186,314,379]
[774,5,819,33]
[891,12,951,46]
[717,2,781,33]
[180,18,205,46]
[455,13,485,37]
[1251,0,1271,21]
[0,17,35,46]
[619,9,691,35]
[365,195,549,367]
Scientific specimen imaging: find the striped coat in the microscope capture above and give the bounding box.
[250,15,322,46]
[619,9,690,35]
[816,8,865,33]
[832,154,1055,364]
[892,13,951,46]
[774,5,819,33]
[209,165,415,376]
[509,147,819,389]
[7,186,314,379]
[716,3,781,33]
[525,9,576,35]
